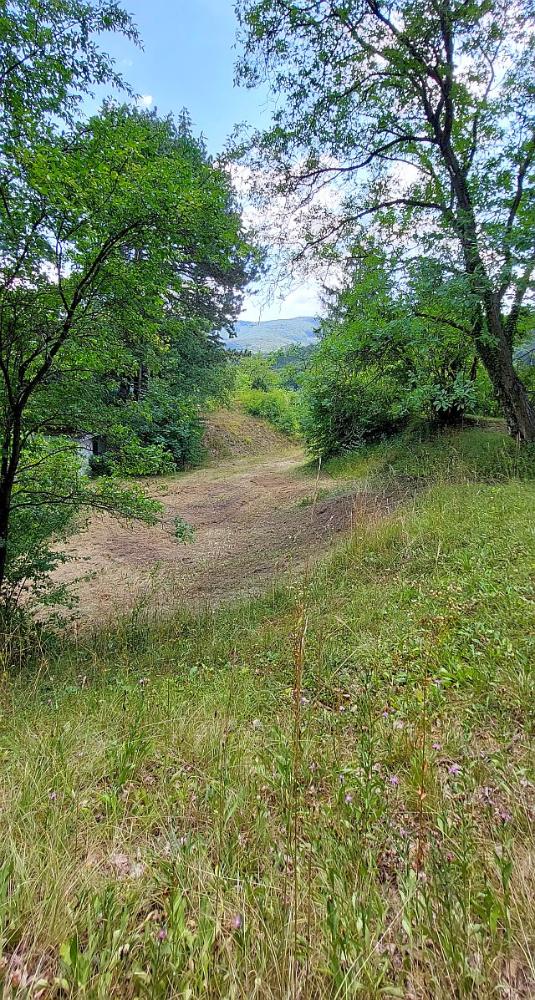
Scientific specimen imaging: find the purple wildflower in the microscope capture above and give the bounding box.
[158,927,168,942]
[344,792,354,804]
[231,914,243,931]
[389,775,400,787]
[448,763,462,776]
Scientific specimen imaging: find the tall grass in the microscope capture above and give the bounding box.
[325,424,535,485]
[236,388,301,438]
[0,428,533,997]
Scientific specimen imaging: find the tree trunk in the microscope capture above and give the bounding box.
[436,141,535,440]
[477,331,535,440]
[0,411,22,593]
[477,291,535,439]
[460,234,535,440]
[465,255,535,440]
[0,478,12,592]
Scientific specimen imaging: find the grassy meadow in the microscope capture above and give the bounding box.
[0,428,534,998]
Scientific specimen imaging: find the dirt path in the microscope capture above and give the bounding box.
[51,443,363,626]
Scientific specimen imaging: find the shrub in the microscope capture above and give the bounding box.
[234,355,280,393]
[302,358,409,456]
[90,396,206,477]
[237,387,301,437]
[411,371,478,421]
[132,393,206,471]
[4,435,161,610]
[5,437,82,606]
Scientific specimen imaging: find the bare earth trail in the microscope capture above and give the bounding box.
[52,433,366,626]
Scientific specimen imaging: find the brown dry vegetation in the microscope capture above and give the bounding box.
[50,412,368,626]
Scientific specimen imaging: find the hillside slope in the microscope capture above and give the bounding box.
[226,315,319,353]
[1,428,534,999]
[202,407,293,459]
[48,410,362,625]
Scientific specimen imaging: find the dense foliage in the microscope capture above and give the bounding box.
[301,250,517,454]
[270,342,316,389]
[0,3,257,602]
[236,0,535,440]
[233,354,301,436]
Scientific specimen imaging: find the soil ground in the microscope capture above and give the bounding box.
[51,412,371,626]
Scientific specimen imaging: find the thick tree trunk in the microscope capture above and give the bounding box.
[477,340,535,440]
[478,303,535,441]
[436,141,535,440]
[0,479,12,592]
[0,412,21,592]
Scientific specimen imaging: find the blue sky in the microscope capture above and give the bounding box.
[102,0,320,321]
[105,0,267,153]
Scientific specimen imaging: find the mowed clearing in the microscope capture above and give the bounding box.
[52,412,370,625]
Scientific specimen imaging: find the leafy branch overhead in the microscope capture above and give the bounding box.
[236,0,535,439]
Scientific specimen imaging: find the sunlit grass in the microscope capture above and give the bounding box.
[0,428,534,997]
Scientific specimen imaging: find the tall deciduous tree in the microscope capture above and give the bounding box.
[0,104,256,593]
[1,0,139,596]
[236,0,535,439]
[0,0,137,132]
[0,3,257,598]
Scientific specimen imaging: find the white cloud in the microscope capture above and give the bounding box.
[137,94,154,109]
[240,279,323,322]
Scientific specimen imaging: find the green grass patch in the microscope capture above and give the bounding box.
[236,387,301,438]
[0,428,534,997]
[325,425,535,485]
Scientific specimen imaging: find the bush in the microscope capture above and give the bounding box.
[410,371,478,421]
[4,435,162,609]
[234,355,280,393]
[5,437,83,606]
[237,387,301,437]
[131,392,206,471]
[302,358,409,456]
[90,395,206,477]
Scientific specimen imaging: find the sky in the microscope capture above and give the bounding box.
[102,0,322,322]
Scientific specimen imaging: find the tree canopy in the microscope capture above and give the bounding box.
[236,0,535,439]
[0,1,258,601]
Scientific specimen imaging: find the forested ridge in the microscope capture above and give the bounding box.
[0,1,534,997]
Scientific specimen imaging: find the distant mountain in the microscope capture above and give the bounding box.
[225,316,319,353]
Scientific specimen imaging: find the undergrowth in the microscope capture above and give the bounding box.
[236,388,301,438]
[324,425,535,486]
[0,428,533,998]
